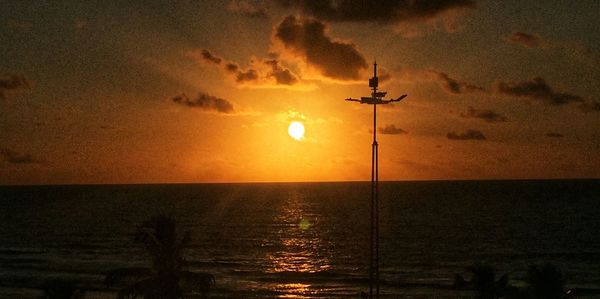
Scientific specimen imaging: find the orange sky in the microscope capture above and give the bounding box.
[1,1,599,184]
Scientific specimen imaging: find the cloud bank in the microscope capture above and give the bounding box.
[277,0,476,37]
[277,0,475,24]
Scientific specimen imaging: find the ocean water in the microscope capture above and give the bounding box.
[0,180,599,298]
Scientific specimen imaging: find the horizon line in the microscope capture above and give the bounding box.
[1,177,599,187]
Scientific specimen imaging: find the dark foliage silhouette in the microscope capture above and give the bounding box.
[525,263,566,299]
[452,263,574,299]
[454,265,508,299]
[105,215,214,299]
[40,280,84,299]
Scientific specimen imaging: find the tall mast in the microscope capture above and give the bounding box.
[345,61,408,298]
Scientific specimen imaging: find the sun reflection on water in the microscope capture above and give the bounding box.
[276,283,315,298]
[266,188,332,296]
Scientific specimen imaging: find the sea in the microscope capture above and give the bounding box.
[0,180,599,298]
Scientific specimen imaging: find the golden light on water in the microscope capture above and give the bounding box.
[276,283,315,298]
[288,121,305,141]
[268,190,330,276]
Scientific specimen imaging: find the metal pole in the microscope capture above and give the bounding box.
[369,124,375,298]
[375,133,380,298]
[371,61,379,299]
[343,61,407,299]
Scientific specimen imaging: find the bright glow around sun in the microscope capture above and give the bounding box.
[288,121,305,141]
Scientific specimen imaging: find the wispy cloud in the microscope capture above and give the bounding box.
[428,70,484,94]
[447,129,486,140]
[191,49,301,87]
[171,92,235,114]
[493,77,592,110]
[507,31,543,48]
[461,106,507,123]
[198,49,222,65]
[505,32,599,70]
[546,132,564,138]
[378,124,408,135]
[394,68,483,94]
[579,100,600,112]
[1,148,42,164]
[227,0,268,18]
[0,73,29,100]
[563,42,600,70]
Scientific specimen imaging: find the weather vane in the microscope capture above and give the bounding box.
[345,61,407,299]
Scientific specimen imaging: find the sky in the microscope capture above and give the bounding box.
[1,0,599,184]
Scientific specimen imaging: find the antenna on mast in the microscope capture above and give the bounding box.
[369,60,378,89]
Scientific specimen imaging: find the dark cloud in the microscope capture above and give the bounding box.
[508,32,542,48]
[275,15,368,80]
[200,49,222,64]
[1,148,41,164]
[227,0,268,18]
[222,61,258,83]
[236,69,259,83]
[494,77,584,106]
[171,92,234,114]
[447,129,486,140]
[0,73,29,100]
[264,59,298,85]
[225,62,239,73]
[378,124,407,135]
[429,70,484,94]
[546,132,564,138]
[461,106,507,123]
[277,0,475,24]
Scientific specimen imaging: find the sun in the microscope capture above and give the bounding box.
[288,121,305,141]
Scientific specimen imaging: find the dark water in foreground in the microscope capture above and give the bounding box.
[0,180,599,298]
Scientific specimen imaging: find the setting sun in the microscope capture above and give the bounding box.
[288,121,305,141]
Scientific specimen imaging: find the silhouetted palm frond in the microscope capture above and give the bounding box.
[41,279,85,299]
[454,265,509,299]
[106,215,214,299]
